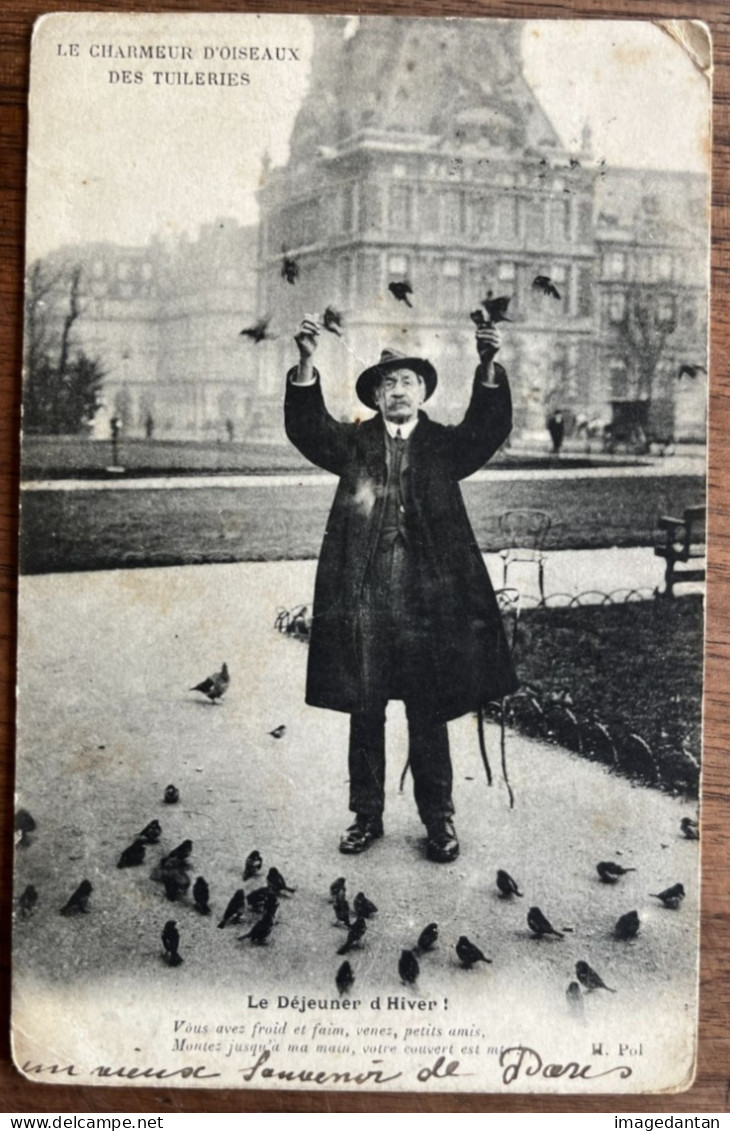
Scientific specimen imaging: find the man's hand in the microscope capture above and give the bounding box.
[475,324,501,365]
[292,317,320,385]
[295,317,320,359]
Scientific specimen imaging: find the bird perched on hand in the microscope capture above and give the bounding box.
[337,916,367,955]
[388,280,413,307]
[650,883,685,910]
[527,906,564,940]
[575,960,616,993]
[164,785,180,805]
[240,316,276,343]
[354,891,378,919]
[481,291,512,324]
[680,817,699,841]
[532,275,561,300]
[614,910,640,941]
[193,876,211,915]
[138,819,162,844]
[281,251,299,285]
[417,923,439,953]
[162,919,183,966]
[267,867,295,895]
[242,851,262,882]
[456,936,491,968]
[597,861,636,884]
[218,889,245,928]
[336,960,354,996]
[18,884,38,918]
[60,879,92,916]
[322,306,344,336]
[329,876,346,904]
[399,948,420,986]
[333,890,351,928]
[117,839,146,868]
[191,662,230,703]
[239,911,275,945]
[496,869,523,898]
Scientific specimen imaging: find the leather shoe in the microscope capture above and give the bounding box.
[339,815,384,855]
[426,818,460,863]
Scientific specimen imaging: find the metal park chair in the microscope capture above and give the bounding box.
[498,509,552,602]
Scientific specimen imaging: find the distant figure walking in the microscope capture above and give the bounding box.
[547,410,565,455]
[145,412,155,440]
[225,417,235,442]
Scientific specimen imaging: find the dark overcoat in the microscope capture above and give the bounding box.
[284,361,520,722]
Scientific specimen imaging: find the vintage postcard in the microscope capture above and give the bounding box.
[13,12,710,1093]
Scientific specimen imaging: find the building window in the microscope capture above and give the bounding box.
[388,254,409,277]
[419,188,440,235]
[117,261,130,281]
[656,294,676,325]
[498,261,515,283]
[496,194,517,236]
[608,291,626,323]
[604,251,626,280]
[441,259,462,312]
[389,184,413,230]
[93,259,105,279]
[577,199,593,242]
[341,185,355,233]
[550,198,571,240]
[525,199,547,241]
[653,253,673,282]
[442,189,464,236]
[361,183,382,231]
[577,266,592,316]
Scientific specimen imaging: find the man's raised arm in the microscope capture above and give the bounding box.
[284,317,354,475]
[446,324,513,480]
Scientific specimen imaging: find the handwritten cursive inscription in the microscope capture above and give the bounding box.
[500,1045,633,1086]
[239,1048,402,1086]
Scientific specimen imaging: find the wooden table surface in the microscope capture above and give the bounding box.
[1,0,728,1113]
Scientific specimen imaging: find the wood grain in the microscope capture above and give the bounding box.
[1,0,728,1113]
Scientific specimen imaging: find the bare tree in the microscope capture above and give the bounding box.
[612,283,677,403]
[24,261,106,434]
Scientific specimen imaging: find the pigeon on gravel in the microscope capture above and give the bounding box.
[456,936,491,968]
[117,839,146,868]
[614,910,640,941]
[337,917,367,956]
[417,923,439,953]
[527,906,564,939]
[597,861,636,884]
[218,889,246,929]
[575,960,616,993]
[162,920,183,966]
[191,662,230,703]
[193,877,211,915]
[650,883,685,910]
[398,949,420,986]
[496,869,523,898]
[336,961,354,995]
[243,851,263,881]
[60,880,92,916]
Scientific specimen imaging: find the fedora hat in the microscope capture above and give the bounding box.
[356,348,437,410]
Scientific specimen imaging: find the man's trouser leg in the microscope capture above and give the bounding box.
[405,701,453,827]
[348,704,387,818]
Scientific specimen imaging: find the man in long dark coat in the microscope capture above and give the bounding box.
[285,318,518,862]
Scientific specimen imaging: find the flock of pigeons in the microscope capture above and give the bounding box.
[237,247,706,384]
[14,650,699,1015]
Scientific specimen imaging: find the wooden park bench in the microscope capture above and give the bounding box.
[654,505,706,597]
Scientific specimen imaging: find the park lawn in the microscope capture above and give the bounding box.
[512,595,704,792]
